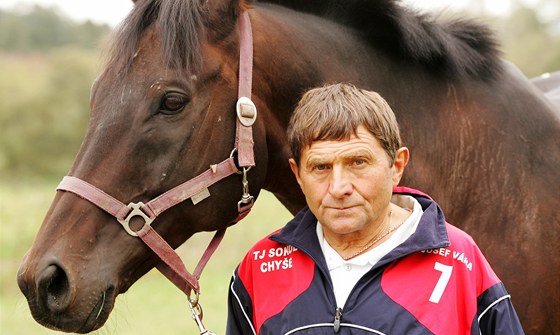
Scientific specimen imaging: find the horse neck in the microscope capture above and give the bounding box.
[247,6,368,212]
[248,4,560,220]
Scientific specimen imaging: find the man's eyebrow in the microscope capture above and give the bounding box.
[305,156,331,167]
[339,149,374,159]
[304,149,375,167]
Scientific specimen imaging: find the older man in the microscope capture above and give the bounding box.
[226,83,524,334]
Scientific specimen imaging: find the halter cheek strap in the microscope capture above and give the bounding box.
[55,12,256,323]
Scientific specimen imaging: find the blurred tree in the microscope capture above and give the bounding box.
[0,48,97,178]
[435,0,559,77]
[73,20,113,50]
[0,6,109,179]
[24,5,71,50]
[0,5,110,52]
[498,2,560,77]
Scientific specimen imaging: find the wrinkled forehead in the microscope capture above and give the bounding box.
[304,123,363,151]
[302,125,381,155]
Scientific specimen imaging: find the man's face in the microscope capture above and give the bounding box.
[289,125,407,237]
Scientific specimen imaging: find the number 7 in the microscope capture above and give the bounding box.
[429,262,453,303]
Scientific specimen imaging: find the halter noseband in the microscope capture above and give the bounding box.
[56,12,255,333]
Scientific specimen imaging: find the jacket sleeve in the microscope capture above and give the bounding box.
[478,283,525,335]
[226,268,256,335]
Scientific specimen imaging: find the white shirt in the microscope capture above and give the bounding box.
[317,195,423,307]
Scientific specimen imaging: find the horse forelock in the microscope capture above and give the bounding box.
[106,0,253,75]
[107,0,210,74]
[260,0,503,80]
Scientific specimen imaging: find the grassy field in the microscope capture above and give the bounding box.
[0,178,292,334]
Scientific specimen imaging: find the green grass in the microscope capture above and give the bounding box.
[0,179,292,334]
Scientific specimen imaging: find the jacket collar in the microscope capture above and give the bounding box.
[269,189,450,270]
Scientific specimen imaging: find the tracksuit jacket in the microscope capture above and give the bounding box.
[226,188,525,334]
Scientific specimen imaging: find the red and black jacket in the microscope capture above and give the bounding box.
[226,188,524,334]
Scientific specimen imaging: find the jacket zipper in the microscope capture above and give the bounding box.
[333,307,343,333]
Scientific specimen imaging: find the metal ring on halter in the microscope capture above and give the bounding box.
[189,302,204,323]
[117,202,155,237]
[230,148,252,174]
[189,290,200,307]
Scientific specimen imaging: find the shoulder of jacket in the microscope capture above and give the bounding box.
[242,229,283,258]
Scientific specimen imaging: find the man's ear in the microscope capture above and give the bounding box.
[392,147,409,186]
[289,158,303,189]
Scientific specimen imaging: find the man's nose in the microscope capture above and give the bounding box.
[329,166,353,197]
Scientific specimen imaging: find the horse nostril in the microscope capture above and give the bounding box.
[38,264,71,312]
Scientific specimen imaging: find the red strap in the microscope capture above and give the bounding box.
[193,228,226,278]
[58,158,238,221]
[58,174,231,294]
[235,11,255,168]
[237,12,253,101]
[146,157,238,217]
[57,158,239,291]
[137,224,200,293]
[56,157,237,220]
[57,176,130,220]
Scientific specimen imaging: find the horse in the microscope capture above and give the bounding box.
[17,0,559,333]
[532,71,560,110]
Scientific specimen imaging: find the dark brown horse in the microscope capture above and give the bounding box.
[17,0,559,333]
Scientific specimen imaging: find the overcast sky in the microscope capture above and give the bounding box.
[0,0,534,27]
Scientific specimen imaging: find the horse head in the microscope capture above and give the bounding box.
[16,0,270,332]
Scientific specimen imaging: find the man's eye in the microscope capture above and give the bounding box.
[313,164,329,171]
[353,159,366,166]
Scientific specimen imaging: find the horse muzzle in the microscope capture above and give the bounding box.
[17,250,117,333]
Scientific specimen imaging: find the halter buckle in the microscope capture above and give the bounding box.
[117,202,155,237]
[236,97,257,127]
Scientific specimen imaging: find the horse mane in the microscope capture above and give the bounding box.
[108,0,503,80]
[260,0,503,80]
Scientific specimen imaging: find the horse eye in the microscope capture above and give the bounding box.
[158,93,188,115]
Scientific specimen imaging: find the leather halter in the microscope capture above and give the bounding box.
[56,11,255,313]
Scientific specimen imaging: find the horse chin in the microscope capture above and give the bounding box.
[76,287,116,333]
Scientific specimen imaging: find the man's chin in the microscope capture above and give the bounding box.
[320,215,366,235]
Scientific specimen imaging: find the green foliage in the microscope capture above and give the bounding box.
[0,48,99,178]
[0,5,109,179]
[0,5,111,52]
[496,4,560,77]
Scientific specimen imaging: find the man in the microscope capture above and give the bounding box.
[226,83,524,334]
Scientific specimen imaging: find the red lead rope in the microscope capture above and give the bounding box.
[56,11,256,332]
